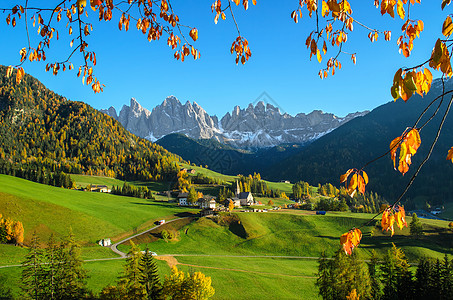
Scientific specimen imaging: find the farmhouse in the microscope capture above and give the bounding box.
[227,198,242,208]
[90,185,110,193]
[177,192,189,206]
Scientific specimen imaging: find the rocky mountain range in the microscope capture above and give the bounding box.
[101,96,368,148]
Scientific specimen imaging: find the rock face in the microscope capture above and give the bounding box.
[101,96,368,148]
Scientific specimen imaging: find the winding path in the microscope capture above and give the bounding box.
[110,217,187,257]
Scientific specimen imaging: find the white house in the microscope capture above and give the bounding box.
[229,198,241,207]
[199,198,216,209]
[177,192,189,206]
[91,185,111,193]
[98,238,112,247]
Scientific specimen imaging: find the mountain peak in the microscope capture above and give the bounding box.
[102,97,368,149]
[163,95,181,107]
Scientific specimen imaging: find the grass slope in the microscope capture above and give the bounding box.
[0,174,198,247]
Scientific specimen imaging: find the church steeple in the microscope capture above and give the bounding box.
[236,180,240,197]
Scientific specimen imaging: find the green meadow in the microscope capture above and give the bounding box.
[0,174,198,248]
[1,174,453,299]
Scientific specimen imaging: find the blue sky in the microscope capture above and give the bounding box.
[0,1,445,117]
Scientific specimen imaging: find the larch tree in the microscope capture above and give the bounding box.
[58,229,88,299]
[21,231,46,300]
[163,266,215,300]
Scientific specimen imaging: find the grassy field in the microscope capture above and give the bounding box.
[119,210,453,261]
[2,174,453,299]
[179,163,238,182]
[175,256,319,299]
[0,174,198,253]
[70,174,171,192]
[263,181,293,194]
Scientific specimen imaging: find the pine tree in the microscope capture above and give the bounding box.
[440,254,453,298]
[368,250,382,300]
[0,273,13,300]
[410,213,424,237]
[381,244,413,300]
[119,241,147,299]
[58,229,88,299]
[316,251,333,299]
[139,249,163,300]
[21,232,46,300]
[44,234,64,299]
[414,257,435,299]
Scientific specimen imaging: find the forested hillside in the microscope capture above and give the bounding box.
[0,65,182,183]
[269,79,453,208]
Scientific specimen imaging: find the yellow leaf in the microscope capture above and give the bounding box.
[322,1,329,17]
[76,0,86,13]
[396,0,405,19]
[20,47,27,62]
[362,171,368,185]
[316,49,322,63]
[6,66,13,78]
[443,16,453,37]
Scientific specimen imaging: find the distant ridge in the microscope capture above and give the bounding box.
[101,97,368,149]
[267,78,453,206]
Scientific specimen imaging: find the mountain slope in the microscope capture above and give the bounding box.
[268,79,453,207]
[156,133,303,175]
[102,97,368,149]
[0,65,181,182]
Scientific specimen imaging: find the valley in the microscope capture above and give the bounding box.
[1,173,453,299]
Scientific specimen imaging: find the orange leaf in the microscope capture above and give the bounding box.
[340,169,354,183]
[381,209,395,236]
[357,174,365,194]
[395,205,408,230]
[15,67,25,84]
[340,228,362,255]
[189,28,198,41]
[447,147,453,162]
[390,136,402,169]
